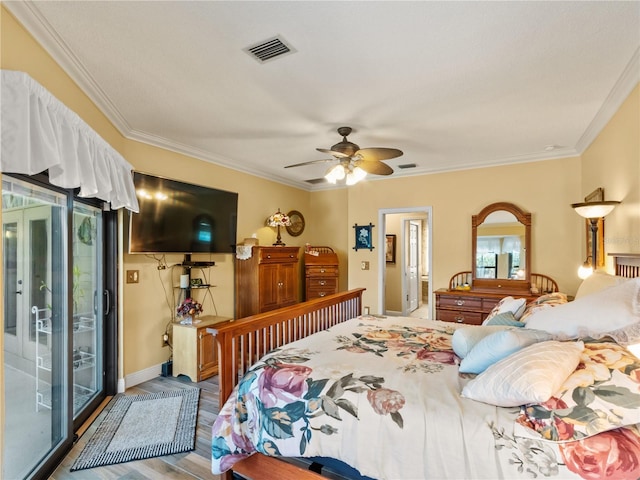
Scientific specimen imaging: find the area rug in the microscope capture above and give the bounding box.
[71,388,200,471]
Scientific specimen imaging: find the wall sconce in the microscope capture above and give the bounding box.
[267,208,291,246]
[570,199,620,270]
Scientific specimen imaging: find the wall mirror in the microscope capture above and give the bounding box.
[472,202,531,293]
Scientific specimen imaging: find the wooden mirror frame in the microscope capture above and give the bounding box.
[472,202,531,293]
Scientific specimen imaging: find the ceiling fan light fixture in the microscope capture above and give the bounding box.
[346,166,367,186]
[325,164,345,183]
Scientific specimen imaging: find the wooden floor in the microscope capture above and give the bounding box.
[50,374,222,480]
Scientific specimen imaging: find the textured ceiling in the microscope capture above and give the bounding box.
[6,1,640,190]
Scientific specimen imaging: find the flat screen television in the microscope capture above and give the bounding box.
[129,172,238,254]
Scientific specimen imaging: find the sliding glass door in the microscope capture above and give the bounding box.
[2,174,115,479]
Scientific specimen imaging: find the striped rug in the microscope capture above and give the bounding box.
[71,388,200,471]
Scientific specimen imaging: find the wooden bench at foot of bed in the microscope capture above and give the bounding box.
[211,288,365,480]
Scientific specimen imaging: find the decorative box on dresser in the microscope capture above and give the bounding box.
[235,246,300,318]
[172,315,232,381]
[305,247,339,300]
[435,289,539,325]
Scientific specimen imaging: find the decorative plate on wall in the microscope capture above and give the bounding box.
[286,210,305,236]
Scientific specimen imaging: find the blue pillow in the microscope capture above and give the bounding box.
[483,312,525,327]
[451,326,511,359]
[459,328,554,374]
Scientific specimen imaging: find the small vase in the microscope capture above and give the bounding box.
[179,315,193,325]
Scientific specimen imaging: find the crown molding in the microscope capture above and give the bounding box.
[5,2,636,191]
[575,47,640,153]
[126,129,310,191]
[4,1,132,135]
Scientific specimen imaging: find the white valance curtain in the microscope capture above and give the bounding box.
[1,70,139,212]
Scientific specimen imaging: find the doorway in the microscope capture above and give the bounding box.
[2,174,117,480]
[378,207,432,318]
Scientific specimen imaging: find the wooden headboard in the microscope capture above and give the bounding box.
[610,253,640,278]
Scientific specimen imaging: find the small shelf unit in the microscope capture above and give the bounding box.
[34,306,98,413]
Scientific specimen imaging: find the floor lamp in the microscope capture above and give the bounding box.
[570,200,620,270]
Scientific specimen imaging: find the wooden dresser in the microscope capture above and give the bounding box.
[304,247,339,300]
[235,246,300,318]
[435,288,539,325]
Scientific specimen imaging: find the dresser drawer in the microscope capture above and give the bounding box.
[258,248,299,263]
[307,278,337,289]
[436,309,483,325]
[306,266,338,277]
[437,295,482,311]
[306,289,337,299]
[482,298,501,313]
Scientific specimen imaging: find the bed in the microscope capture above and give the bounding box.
[211,254,640,480]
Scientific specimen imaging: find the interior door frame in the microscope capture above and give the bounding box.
[378,206,432,319]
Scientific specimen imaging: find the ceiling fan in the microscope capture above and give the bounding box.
[285,126,403,184]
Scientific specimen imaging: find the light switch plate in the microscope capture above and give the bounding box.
[126,270,139,283]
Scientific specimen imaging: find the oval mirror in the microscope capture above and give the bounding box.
[472,202,531,293]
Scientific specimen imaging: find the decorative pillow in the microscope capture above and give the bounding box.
[525,278,640,338]
[461,340,584,407]
[483,312,525,327]
[485,296,527,322]
[514,341,640,442]
[575,271,630,299]
[459,328,555,374]
[451,325,511,359]
[519,292,568,323]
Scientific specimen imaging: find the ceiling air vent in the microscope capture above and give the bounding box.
[305,178,327,185]
[244,36,296,63]
[398,163,417,169]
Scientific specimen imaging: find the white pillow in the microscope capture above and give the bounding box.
[525,278,640,338]
[459,328,554,374]
[575,271,629,299]
[484,296,527,323]
[451,325,511,359]
[461,341,584,407]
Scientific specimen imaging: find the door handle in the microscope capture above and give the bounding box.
[104,289,111,316]
[15,290,22,295]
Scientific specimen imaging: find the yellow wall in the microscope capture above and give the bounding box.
[1,8,312,377]
[343,157,584,310]
[581,83,640,265]
[2,6,639,384]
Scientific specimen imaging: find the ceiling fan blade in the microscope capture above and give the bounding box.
[354,160,394,176]
[316,148,350,158]
[355,147,403,162]
[284,158,336,169]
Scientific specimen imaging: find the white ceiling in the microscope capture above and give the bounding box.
[6,1,640,190]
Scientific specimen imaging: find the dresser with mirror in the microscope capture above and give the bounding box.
[435,202,545,325]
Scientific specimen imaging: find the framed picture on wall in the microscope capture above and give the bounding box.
[353,223,374,251]
[385,234,396,263]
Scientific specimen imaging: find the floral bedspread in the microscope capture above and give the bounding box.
[211,316,640,479]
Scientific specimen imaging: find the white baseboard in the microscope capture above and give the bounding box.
[117,378,126,393]
[385,310,402,316]
[124,363,163,390]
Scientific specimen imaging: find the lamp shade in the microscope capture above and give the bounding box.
[346,166,367,185]
[325,164,345,184]
[267,209,291,227]
[570,201,620,219]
